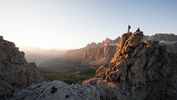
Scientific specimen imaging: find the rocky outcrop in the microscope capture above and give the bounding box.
[0,36,44,99]
[83,31,177,100]
[14,80,100,100]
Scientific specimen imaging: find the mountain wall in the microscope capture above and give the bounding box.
[64,37,120,66]
[0,36,44,99]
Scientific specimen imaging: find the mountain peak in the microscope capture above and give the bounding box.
[83,31,177,99]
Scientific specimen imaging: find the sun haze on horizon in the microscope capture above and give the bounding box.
[0,0,177,50]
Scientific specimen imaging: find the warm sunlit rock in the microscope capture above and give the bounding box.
[84,31,177,100]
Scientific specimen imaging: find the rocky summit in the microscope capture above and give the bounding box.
[0,36,44,99]
[13,32,177,100]
[83,31,177,100]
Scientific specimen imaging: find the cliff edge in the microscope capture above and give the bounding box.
[0,36,44,99]
[83,31,177,100]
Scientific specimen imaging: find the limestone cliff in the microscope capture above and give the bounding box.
[0,36,44,99]
[64,37,120,66]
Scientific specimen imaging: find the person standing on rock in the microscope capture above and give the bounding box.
[136,28,140,32]
[128,25,131,33]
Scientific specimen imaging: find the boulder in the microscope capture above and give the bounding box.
[14,80,100,100]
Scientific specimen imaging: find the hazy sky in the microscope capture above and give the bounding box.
[0,0,177,49]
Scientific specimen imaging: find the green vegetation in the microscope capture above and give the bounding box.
[39,67,96,84]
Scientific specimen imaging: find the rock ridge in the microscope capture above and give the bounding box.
[83,31,177,100]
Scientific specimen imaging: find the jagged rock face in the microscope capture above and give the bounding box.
[65,45,117,66]
[84,32,177,100]
[0,36,44,99]
[14,80,100,100]
[83,45,117,66]
[64,37,120,66]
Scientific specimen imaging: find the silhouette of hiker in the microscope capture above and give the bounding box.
[128,25,131,33]
[136,28,140,32]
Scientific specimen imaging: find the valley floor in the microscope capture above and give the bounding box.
[38,66,96,84]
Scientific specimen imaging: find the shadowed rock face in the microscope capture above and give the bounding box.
[83,32,177,100]
[0,36,44,99]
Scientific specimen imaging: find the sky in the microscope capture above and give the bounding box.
[0,0,177,49]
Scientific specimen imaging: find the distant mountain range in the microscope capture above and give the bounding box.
[37,33,177,71]
[37,37,120,73]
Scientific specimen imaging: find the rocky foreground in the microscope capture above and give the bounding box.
[11,32,177,100]
[0,36,44,99]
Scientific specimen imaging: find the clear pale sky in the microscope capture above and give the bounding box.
[0,0,177,49]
